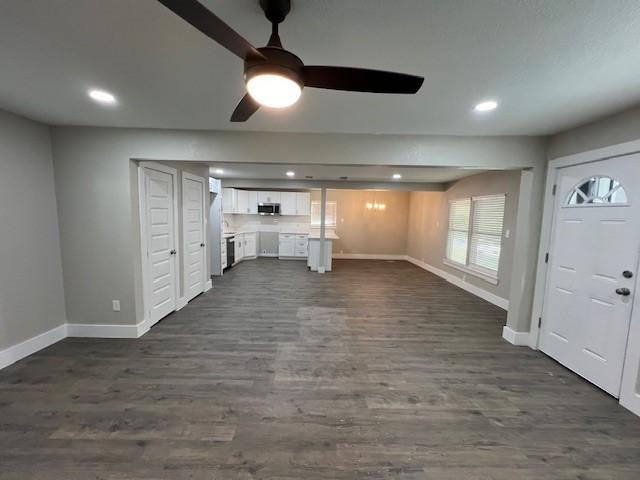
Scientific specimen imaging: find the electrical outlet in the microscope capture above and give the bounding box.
[112,300,121,312]
[505,229,510,239]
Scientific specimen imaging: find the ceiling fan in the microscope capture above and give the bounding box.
[157,0,424,122]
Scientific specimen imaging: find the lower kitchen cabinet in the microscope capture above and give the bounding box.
[243,232,257,258]
[234,233,244,262]
[279,233,308,258]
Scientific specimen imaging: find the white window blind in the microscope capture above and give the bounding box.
[445,194,506,281]
[469,195,505,275]
[311,201,337,227]
[446,198,471,265]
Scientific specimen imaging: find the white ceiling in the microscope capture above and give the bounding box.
[1,0,640,135]
[208,163,488,183]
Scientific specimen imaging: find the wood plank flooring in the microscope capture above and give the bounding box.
[1,259,639,479]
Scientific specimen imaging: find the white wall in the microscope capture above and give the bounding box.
[0,110,66,356]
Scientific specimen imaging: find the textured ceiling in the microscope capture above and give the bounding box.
[1,0,640,135]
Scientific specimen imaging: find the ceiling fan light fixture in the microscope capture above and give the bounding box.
[246,72,301,108]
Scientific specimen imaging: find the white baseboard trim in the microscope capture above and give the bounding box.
[502,326,530,346]
[204,279,213,292]
[0,324,67,370]
[258,253,279,258]
[405,256,509,310]
[67,322,142,339]
[333,253,406,260]
[176,296,188,311]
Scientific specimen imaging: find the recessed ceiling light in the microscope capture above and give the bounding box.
[214,169,224,175]
[392,173,402,180]
[474,100,498,112]
[88,89,117,104]
[286,171,295,177]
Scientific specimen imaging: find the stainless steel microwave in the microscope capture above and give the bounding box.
[258,203,280,215]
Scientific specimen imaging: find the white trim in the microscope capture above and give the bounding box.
[442,258,499,285]
[0,324,67,370]
[138,162,180,327]
[204,279,213,291]
[405,256,509,310]
[502,326,530,346]
[176,296,188,311]
[182,172,208,302]
[258,253,279,258]
[67,321,147,339]
[332,253,406,260]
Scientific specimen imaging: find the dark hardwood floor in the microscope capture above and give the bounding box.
[1,259,639,479]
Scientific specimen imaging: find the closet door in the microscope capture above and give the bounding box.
[142,164,178,324]
[182,173,207,302]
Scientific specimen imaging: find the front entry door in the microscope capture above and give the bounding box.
[540,154,640,397]
[182,173,206,301]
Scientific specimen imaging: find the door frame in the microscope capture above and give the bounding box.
[181,172,208,301]
[529,139,640,416]
[138,161,180,328]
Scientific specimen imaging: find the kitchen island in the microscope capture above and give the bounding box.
[307,230,339,272]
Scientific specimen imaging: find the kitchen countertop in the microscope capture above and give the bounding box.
[308,230,339,240]
[223,229,339,240]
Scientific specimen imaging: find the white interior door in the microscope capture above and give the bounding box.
[143,166,178,324]
[540,155,640,397]
[182,173,206,302]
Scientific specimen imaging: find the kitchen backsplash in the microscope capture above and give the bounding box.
[224,214,311,233]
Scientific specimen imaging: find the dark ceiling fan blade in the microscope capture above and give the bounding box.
[230,94,260,122]
[303,66,424,94]
[157,0,266,61]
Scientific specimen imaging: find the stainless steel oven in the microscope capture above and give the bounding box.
[258,203,280,215]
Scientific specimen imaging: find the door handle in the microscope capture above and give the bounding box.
[616,287,631,296]
[170,249,176,255]
[200,243,205,247]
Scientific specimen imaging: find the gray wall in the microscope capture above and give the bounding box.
[547,105,640,159]
[406,170,522,302]
[50,126,546,328]
[0,110,66,350]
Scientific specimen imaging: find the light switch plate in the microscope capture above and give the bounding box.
[112,300,121,312]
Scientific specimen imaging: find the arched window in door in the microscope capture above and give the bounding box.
[566,176,628,206]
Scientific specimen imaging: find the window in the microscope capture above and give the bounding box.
[446,198,471,265]
[311,201,337,228]
[446,194,506,281]
[566,176,628,206]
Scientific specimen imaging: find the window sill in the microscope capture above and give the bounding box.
[443,259,499,285]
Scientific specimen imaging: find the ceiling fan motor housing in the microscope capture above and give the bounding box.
[259,0,291,25]
[244,47,304,89]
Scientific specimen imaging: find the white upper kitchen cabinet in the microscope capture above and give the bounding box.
[295,192,310,216]
[280,192,297,215]
[222,187,236,214]
[258,191,281,204]
[247,191,258,214]
[236,189,249,214]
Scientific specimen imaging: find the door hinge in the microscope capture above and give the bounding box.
[552,184,557,196]
[544,252,549,263]
[538,317,542,329]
